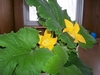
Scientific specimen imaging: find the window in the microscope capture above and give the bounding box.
[24,0,84,26]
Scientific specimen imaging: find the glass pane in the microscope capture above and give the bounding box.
[29,6,38,21]
[29,0,77,21]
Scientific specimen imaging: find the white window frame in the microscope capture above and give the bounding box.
[23,0,84,26]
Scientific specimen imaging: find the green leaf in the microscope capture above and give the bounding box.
[0,27,39,48]
[59,33,76,48]
[65,52,93,75]
[62,9,71,21]
[0,27,54,75]
[25,0,71,32]
[25,0,47,7]
[59,65,83,75]
[51,65,83,75]
[15,48,54,75]
[37,5,56,20]
[79,26,96,49]
[45,18,62,34]
[48,0,65,28]
[43,45,68,74]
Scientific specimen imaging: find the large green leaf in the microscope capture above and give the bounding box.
[59,65,83,75]
[0,27,54,75]
[65,52,93,75]
[62,9,71,21]
[25,0,71,34]
[25,0,47,7]
[78,26,96,49]
[59,33,76,48]
[0,27,39,50]
[50,65,83,75]
[43,45,68,74]
[48,0,65,28]
[15,48,54,75]
[45,18,62,34]
[37,5,56,20]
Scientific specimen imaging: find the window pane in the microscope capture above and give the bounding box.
[57,0,77,21]
[29,0,77,21]
[29,6,38,21]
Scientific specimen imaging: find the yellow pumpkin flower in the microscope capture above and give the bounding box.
[38,29,57,50]
[63,19,86,44]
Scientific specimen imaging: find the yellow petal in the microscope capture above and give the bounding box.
[63,19,73,32]
[47,45,54,50]
[64,19,73,28]
[38,29,57,50]
[68,32,75,38]
[75,34,86,44]
[43,29,51,40]
[63,28,69,32]
[48,37,57,46]
[43,37,57,50]
[40,45,44,48]
[74,39,78,43]
[72,22,80,34]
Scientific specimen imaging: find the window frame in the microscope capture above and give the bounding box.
[23,0,40,26]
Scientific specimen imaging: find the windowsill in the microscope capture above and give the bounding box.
[24,25,46,28]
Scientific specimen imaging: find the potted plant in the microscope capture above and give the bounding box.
[0,0,96,75]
